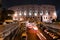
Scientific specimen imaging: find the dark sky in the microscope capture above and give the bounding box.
[2,0,60,8]
[2,0,60,18]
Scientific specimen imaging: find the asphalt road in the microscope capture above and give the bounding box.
[27,27,53,40]
[27,28,40,40]
[1,23,59,40]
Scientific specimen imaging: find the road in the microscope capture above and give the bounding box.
[27,28,53,40]
[27,28,40,40]
[1,22,59,40]
[12,23,60,40]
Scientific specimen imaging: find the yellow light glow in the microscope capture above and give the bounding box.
[54,11,57,17]
[29,12,32,16]
[20,18,23,21]
[34,13,37,16]
[14,13,17,17]
[24,11,27,16]
[19,13,22,16]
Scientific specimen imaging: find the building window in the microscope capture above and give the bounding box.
[29,10,32,16]
[34,13,37,16]
[24,10,27,16]
[34,10,38,16]
[40,11,43,15]
[44,17,45,19]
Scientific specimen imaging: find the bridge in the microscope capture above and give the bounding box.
[0,23,19,40]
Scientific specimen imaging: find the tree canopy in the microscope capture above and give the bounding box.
[1,8,14,22]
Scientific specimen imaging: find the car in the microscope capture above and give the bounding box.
[49,33,59,39]
[21,32,27,40]
[3,20,13,24]
[44,29,49,34]
[44,29,59,39]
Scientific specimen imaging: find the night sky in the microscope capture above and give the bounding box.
[2,0,60,19]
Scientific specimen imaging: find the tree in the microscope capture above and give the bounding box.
[7,10,14,14]
[1,8,14,22]
[6,10,14,20]
[1,8,7,22]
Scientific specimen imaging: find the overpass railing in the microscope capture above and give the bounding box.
[0,23,19,39]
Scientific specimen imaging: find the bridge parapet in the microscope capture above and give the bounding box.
[0,23,19,39]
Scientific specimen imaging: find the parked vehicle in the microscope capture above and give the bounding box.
[21,32,27,40]
[3,20,13,24]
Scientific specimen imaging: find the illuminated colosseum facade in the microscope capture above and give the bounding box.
[8,5,57,23]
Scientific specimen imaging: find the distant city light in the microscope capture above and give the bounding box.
[8,14,11,16]
[20,18,23,21]
[14,13,17,17]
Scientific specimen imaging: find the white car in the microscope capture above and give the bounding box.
[26,22,38,30]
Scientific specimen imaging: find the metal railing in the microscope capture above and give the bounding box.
[0,23,19,38]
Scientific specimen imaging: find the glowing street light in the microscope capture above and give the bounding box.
[14,13,17,17]
[13,12,18,20]
[33,26,38,30]
[20,18,23,21]
[14,11,18,17]
[19,13,22,16]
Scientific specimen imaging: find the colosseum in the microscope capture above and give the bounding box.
[8,5,57,23]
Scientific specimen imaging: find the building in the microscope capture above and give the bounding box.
[8,5,57,23]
